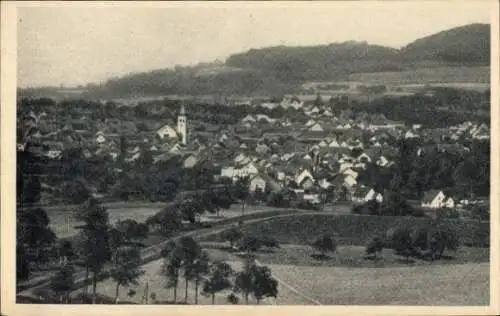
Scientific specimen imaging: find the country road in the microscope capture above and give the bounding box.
[17,208,322,301]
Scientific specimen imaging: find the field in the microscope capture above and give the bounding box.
[200,213,490,248]
[251,244,489,268]
[46,203,287,238]
[348,66,490,85]
[84,245,489,305]
[47,205,162,238]
[263,262,489,305]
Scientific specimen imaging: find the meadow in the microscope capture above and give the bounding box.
[200,213,490,248]
[348,66,490,85]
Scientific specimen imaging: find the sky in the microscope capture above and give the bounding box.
[16,1,494,88]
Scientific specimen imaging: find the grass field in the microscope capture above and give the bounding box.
[84,244,489,305]
[200,213,490,248]
[266,261,489,305]
[251,244,489,268]
[348,66,490,85]
[46,203,283,238]
[47,206,163,238]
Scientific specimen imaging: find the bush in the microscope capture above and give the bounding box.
[365,236,384,258]
[259,236,280,249]
[312,234,337,257]
[237,236,262,253]
[429,224,460,260]
[387,227,414,261]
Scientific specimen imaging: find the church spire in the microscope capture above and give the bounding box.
[180,104,186,116]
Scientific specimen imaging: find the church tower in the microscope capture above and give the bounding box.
[177,104,187,145]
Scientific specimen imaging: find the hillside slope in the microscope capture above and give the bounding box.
[400,23,490,64]
[64,23,492,98]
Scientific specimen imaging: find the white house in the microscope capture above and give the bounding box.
[183,155,198,169]
[241,115,256,124]
[233,162,259,179]
[328,139,340,148]
[421,190,454,209]
[342,168,358,179]
[318,140,328,148]
[261,102,279,109]
[356,153,372,163]
[352,187,383,203]
[309,123,324,132]
[156,125,178,139]
[295,169,315,187]
[343,175,357,188]
[405,130,419,139]
[305,119,316,127]
[249,174,267,192]
[255,114,276,124]
[376,155,390,167]
[234,153,247,164]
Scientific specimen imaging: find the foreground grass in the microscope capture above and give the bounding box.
[264,262,489,305]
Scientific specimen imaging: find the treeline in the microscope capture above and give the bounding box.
[353,88,490,128]
[358,138,490,201]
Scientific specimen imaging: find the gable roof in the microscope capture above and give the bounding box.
[422,190,444,203]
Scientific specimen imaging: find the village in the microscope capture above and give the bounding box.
[19,92,490,217]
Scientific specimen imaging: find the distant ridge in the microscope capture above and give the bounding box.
[19,23,491,99]
[400,23,490,64]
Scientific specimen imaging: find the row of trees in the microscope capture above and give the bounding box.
[308,222,460,264]
[160,236,279,305]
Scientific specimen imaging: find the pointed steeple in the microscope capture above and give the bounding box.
[180,104,186,116]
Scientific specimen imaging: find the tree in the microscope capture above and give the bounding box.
[233,176,251,216]
[178,236,202,303]
[17,207,56,275]
[227,293,239,304]
[365,236,384,259]
[429,225,460,260]
[202,261,233,305]
[187,251,211,304]
[148,205,182,236]
[252,266,278,304]
[75,198,112,304]
[162,247,182,304]
[311,235,337,257]
[179,199,205,224]
[56,240,76,266]
[259,236,280,250]
[109,246,144,304]
[387,227,414,262]
[50,263,75,303]
[233,258,255,304]
[238,236,262,254]
[221,227,243,249]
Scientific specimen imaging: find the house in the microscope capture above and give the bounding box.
[249,174,267,192]
[95,132,107,144]
[421,190,449,209]
[328,139,340,148]
[404,130,419,139]
[356,152,372,163]
[233,162,259,179]
[352,187,383,203]
[183,155,199,169]
[303,193,321,204]
[241,115,257,124]
[305,119,316,127]
[343,174,357,188]
[156,125,178,139]
[376,155,391,167]
[295,169,315,188]
[309,123,324,132]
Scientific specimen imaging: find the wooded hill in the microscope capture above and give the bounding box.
[24,23,491,99]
